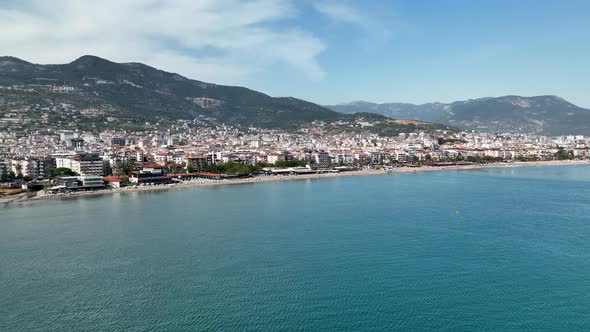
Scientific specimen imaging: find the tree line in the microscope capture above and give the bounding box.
[110,159,311,177]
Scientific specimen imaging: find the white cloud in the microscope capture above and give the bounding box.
[312,1,365,25]
[0,0,326,83]
[312,1,394,42]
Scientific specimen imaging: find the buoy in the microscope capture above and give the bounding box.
[455,210,461,214]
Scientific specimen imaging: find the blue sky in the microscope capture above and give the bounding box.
[2,0,590,107]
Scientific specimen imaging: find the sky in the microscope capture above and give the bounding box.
[1,0,590,107]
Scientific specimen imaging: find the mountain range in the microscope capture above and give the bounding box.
[327,96,590,136]
[0,55,450,136]
[3,55,585,136]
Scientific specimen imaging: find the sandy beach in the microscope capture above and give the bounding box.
[2,159,589,208]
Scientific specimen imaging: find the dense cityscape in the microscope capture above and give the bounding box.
[1,114,587,197]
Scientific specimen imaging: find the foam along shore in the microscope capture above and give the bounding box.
[3,159,589,207]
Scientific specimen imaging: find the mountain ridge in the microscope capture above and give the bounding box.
[327,95,590,135]
[0,55,453,136]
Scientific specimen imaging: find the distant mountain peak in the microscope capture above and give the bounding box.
[69,55,116,67]
[0,56,38,73]
[342,100,375,106]
[327,95,590,135]
[0,56,30,63]
[71,54,111,62]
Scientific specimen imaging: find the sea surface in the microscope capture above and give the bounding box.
[2,165,590,331]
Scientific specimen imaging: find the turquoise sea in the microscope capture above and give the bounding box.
[2,165,590,331]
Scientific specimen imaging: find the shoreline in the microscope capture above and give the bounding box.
[2,159,589,208]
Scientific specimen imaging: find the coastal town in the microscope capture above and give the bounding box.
[1,114,589,202]
[5,2,590,330]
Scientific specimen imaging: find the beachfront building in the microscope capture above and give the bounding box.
[55,153,105,176]
[195,172,222,180]
[102,175,128,189]
[130,166,172,185]
[394,151,409,163]
[53,176,105,191]
[185,155,209,171]
[9,157,56,179]
[313,152,331,168]
[333,153,355,165]
[28,157,55,178]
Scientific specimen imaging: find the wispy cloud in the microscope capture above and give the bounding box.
[312,0,399,42]
[0,0,326,83]
[312,1,365,26]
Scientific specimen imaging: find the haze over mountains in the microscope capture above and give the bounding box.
[327,96,590,136]
[0,55,449,136]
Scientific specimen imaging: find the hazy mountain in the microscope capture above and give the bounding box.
[328,96,590,136]
[0,55,453,135]
[329,101,447,123]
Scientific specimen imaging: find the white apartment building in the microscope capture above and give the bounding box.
[54,153,104,176]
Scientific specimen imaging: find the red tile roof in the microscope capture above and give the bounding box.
[198,172,222,177]
[102,175,128,182]
[143,163,163,168]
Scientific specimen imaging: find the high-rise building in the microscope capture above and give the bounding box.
[9,157,56,178]
[71,153,105,176]
[54,153,105,176]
